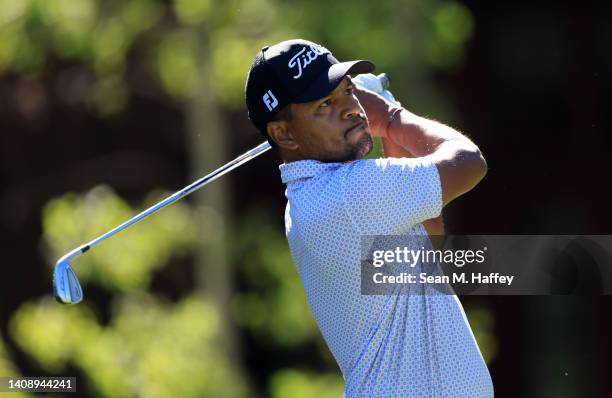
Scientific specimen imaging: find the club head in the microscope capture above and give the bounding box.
[53,258,83,305]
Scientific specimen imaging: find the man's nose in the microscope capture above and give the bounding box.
[341,95,362,120]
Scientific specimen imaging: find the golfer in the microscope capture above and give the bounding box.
[245,39,493,397]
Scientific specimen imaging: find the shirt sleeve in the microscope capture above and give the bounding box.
[341,157,442,235]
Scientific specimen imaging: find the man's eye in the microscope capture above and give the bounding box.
[345,86,354,94]
[319,99,331,108]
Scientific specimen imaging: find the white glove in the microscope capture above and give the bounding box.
[353,73,401,107]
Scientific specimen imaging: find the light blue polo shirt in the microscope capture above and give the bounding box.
[280,157,493,398]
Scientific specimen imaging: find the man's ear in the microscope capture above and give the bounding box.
[267,120,299,151]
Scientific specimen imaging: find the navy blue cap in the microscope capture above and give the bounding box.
[245,39,375,139]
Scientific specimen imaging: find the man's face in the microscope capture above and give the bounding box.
[282,77,373,162]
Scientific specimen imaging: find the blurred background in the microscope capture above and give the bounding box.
[0,0,610,397]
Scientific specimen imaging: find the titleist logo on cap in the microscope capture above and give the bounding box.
[288,45,328,79]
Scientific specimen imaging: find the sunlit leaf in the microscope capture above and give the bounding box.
[119,0,162,33]
[426,0,474,69]
[173,0,212,26]
[0,0,28,26]
[9,298,100,373]
[154,30,199,99]
[269,369,344,398]
[91,20,130,73]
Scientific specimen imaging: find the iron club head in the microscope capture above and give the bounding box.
[53,258,83,305]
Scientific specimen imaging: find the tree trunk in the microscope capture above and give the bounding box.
[186,28,245,382]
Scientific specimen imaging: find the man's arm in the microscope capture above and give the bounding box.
[380,130,446,236]
[387,109,488,206]
[356,87,487,207]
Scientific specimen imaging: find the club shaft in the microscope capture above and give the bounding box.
[66,73,390,259]
[79,141,271,253]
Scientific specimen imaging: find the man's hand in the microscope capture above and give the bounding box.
[353,74,410,157]
[352,73,401,105]
[353,85,396,139]
[353,84,413,158]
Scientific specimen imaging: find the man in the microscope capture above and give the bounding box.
[245,39,493,397]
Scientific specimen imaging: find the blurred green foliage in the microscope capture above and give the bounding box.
[0,0,474,115]
[232,212,320,346]
[269,369,344,398]
[426,1,474,69]
[7,188,352,397]
[155,30,200,99]
[465,304,498,364]
[0,335,32,397]
[10,294,245,398]
[42,185,196,293]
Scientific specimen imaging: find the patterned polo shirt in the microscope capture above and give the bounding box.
[280,157,493,398]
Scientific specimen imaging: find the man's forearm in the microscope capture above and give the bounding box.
[386,108,478,158]
[381,135,412,158]
[357,85,479,157]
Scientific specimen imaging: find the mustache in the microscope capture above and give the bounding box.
[344,113,369,136]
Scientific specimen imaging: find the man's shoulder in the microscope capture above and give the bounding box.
[280,159,344,185]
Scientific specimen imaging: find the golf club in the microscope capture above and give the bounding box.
[53,73,391,305]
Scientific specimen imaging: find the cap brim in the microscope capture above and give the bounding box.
[293,60,375,103]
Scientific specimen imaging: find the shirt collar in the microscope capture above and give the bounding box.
[279,160,343,184]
